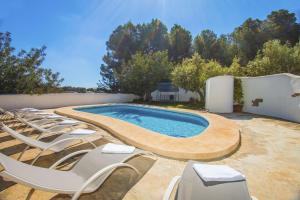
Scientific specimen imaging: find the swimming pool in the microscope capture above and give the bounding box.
[75,105,209,137]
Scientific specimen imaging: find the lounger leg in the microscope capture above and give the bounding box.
[20,124,29,134]
[17,145,30,161]
[30,149,47,165]
[82,138,97,149]
[163,176,181,200]
[25,188,35,200]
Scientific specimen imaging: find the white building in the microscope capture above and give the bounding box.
[151,82,200,102]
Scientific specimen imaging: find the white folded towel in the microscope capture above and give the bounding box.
[102,143,135,154]
[193,164,245,183]
[70,129,96,135]
[58,119,79,125]
[36,112,53,115]
[20,108,40,112]
[47,114,63,119]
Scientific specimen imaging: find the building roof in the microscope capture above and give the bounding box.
[157,82,179,92]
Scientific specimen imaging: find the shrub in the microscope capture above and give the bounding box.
[234,78,244,105]
[246,40,300,76]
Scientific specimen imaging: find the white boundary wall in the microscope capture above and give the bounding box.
[0,93,139,110]
[205,75,234,113]
[241,73,300,123]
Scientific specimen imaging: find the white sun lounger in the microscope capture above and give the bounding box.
[1,108,68,126]
[21,113,66,123]
[0,108,16,121]
[15,110,67,122]
[0,109,55,123]
[0,145,155,200]
[2,110,94,141]
[163,161,257,200]
[0,123,98,164]
[17,108,41,112]
[17,116,81,136]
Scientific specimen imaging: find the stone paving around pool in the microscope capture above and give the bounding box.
[0,109,299,200]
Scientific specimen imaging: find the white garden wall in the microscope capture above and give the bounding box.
[0,93,139,110]
[205,75,234,113]
[241,73,300,123]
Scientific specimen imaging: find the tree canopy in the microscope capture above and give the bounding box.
[169,24,192,62]
[98,20,169,92]
[232,9,300,64]
[246,40,300,76]
[119,51,173,99]
[0,32,64,94]
[99,9,300,95]
[171,53,241,103]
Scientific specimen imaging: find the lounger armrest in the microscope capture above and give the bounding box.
[49,149,92,169]
[45,136,97,152]
[163,176,181,200]
[46,124,74,130]
[30,137,97,165]
[71,163,140,200]
[0,163,4,172]
[121,151,158,163]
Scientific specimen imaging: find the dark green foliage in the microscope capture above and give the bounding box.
[98,63,120,92]
[246,40,300,76]
[232,9,300,65]
[194,30,219,61]
[169,24,192,62]
[264,9,300,45]
[0,32,64,94]
[61,86,87,93]
[232,18,267,65]
[193,30,237,66]
[234,78,244,105]
[216,35,238,66]
[61,86,100,93]
[137,19,169,53]
[98,19,170,92]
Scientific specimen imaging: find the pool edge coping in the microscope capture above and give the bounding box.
[55,103,241,160]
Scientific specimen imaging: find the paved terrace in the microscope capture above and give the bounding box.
[0,110,299,200]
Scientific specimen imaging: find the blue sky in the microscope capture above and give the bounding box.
[1,0,300,87]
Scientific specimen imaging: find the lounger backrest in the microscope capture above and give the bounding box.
[0,152,83,194]
[72,147,136,192]
[177,161,252,200]
[1,124,47,149]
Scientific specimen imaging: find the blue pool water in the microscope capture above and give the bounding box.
[75,105,209,138]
